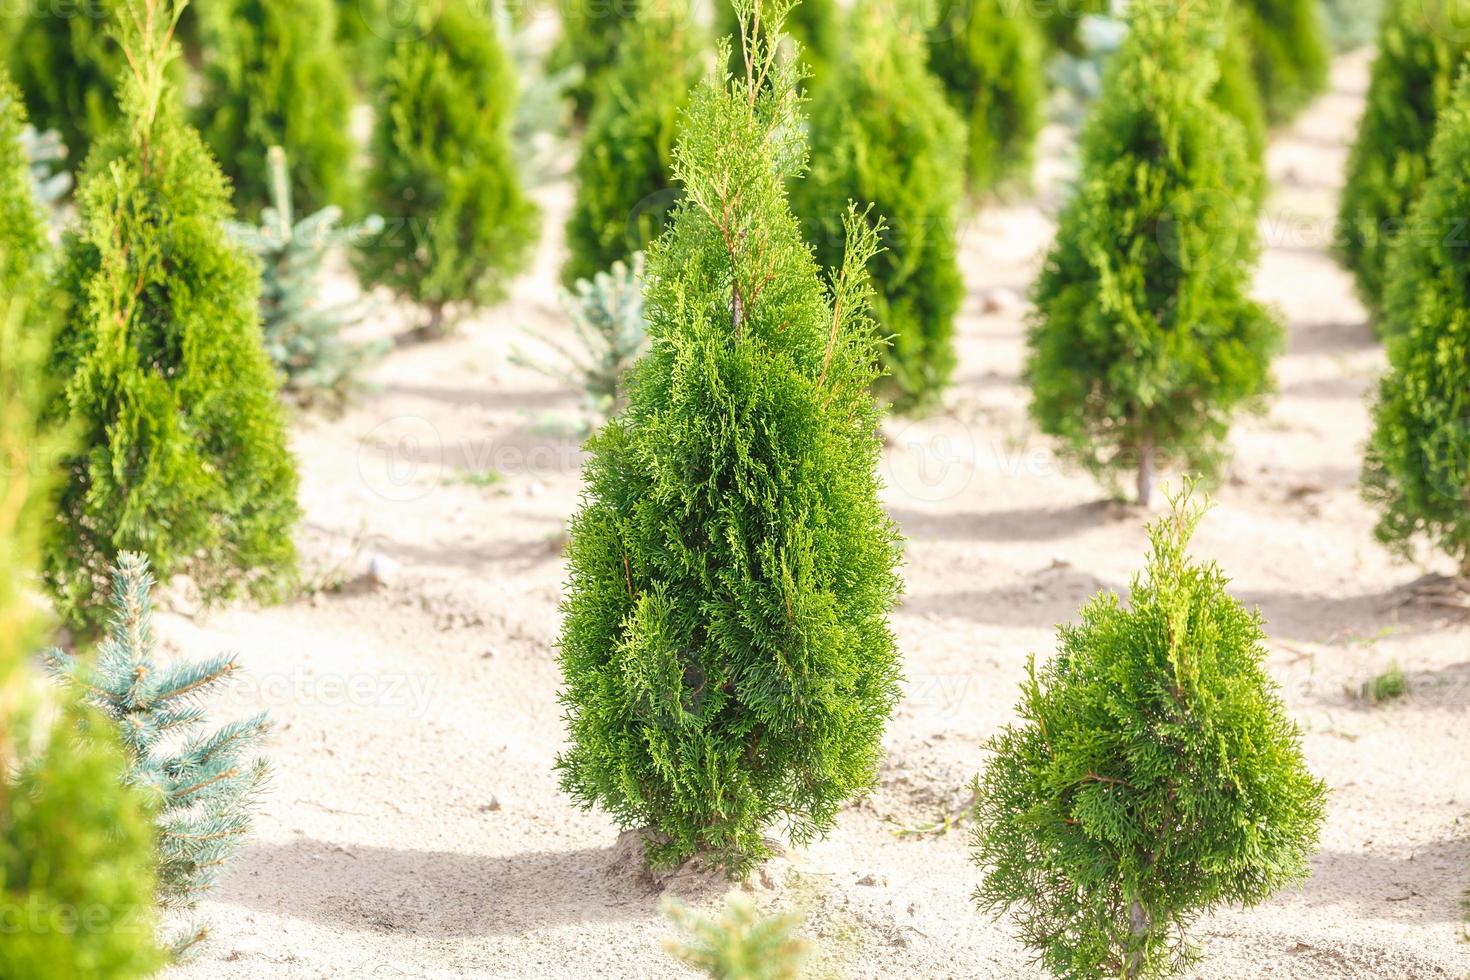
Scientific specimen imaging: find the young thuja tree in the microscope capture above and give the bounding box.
[663,894,810,979]
[924,0,1046,193]
[197,0,355,218]
[513,252,648,431]
[6,0,119,174]
[971,486,1327,979]
[562,0,702,287]
[48,552,271,956]
[227,146,385,411]
[0,78,165,979]
[357,0,539,339]
[555,0,904,876]
[1236,0,1329,124]
[1362,71,1470,581]
[550,0,639,118]
[1336,0,1470,317]
[1025,0,1281,507]
[45,0,300,631]
[794,0,966,413]
[1212,5,1268,205]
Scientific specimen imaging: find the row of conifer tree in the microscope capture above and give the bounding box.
[0,0,1466,979]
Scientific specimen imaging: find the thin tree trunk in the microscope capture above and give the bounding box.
[1123,896,1152,978]
[401,302,448,345]
[1136,435,1156,508]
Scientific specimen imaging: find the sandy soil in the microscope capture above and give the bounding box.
[162,51,1470,979]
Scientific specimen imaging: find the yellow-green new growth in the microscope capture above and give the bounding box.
[664,894,810,980]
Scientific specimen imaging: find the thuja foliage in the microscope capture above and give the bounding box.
[971,487,1327,979]
[924,0,1047,193]
[197,0,355,218]
[0,84,164,979]
[45,0,300,631]
[556,0,904,876]
[549,0,639,117]
[228,146,385,410]
[714,0,838,85]
[1236,0,1330,124]
[1363,72,1470,579]
[1336,0,1470,316]
[794,0,966,413]
[357,0,538,338]
[663,894,810,980]
[562,0,701,287]
[48,553,270,956]
[513,253,647,430]
[1212,7,1268,204]
[1025,0,1280,507]
[6,0,119,173]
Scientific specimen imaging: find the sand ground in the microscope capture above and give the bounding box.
[163,51,1470,979]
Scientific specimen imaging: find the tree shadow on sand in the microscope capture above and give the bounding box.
[890,500,1130,545]
[217,837,666,938]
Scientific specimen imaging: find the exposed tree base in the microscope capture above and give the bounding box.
[397,305,450,347]
[1393,574,1470,620]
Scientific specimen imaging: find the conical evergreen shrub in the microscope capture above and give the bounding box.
[1237,0,1330,124]
[555,0,904,876]
[924,0,1046,193]
[6,1,120,172]
[562,1,702,287]
[357,0,538,338]
[1025,0,1280,507]
[1336,0,1470,316]
[971,487,1327,979]
[44,0,300,631]
[714,0,838,84]
[793,0,966,413]
[0,74,164,980]
[197,0,355,218]
[550,0,639,117]
[1363,71,1470,579]
[1212,6,1268,204]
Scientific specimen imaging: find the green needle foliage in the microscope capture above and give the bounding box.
[562,0,702,287]
[1363,72,1470,580]
[228,146,385,411]
[357,0,538,338]
[971,486,1327,980]
[924,0,1047,193]
[663,894,810,979]
[0,78,164,980]
[45,0,300,632]
[197,0,356,218]
[714,0,838,85]
[555,0,904,877]
[1336,0,1470,318]
[1025,0,1281,507]
[1237,0,1330,124]
[48,552,271,957]
[550,0,640,117]
[1211,6,1268,204]
[794,0,966,414]
[6,0,120,174]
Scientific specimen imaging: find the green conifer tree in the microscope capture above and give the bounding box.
[357,0,539,339]
[555,0,904,876]
[228,146,385,410]
[6,0,120,172]
[1362,72,1470,580]
[924,0,1047,193]
[1336,0,1470,317]
[714,0,838,85]
[664,894,810,979]
[562,0,701,286]
[971,487,1327,980]
[48,552,271,956]
[197,0,355,218]
[1212,6,1268,204]
[0,74,164,980]
[550,0,640,117]
[1039,0,1111,53]
[45,0,300,631]
[794,0,966,413]
[1237,0,1330,124]
[1025,0,1280,507]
